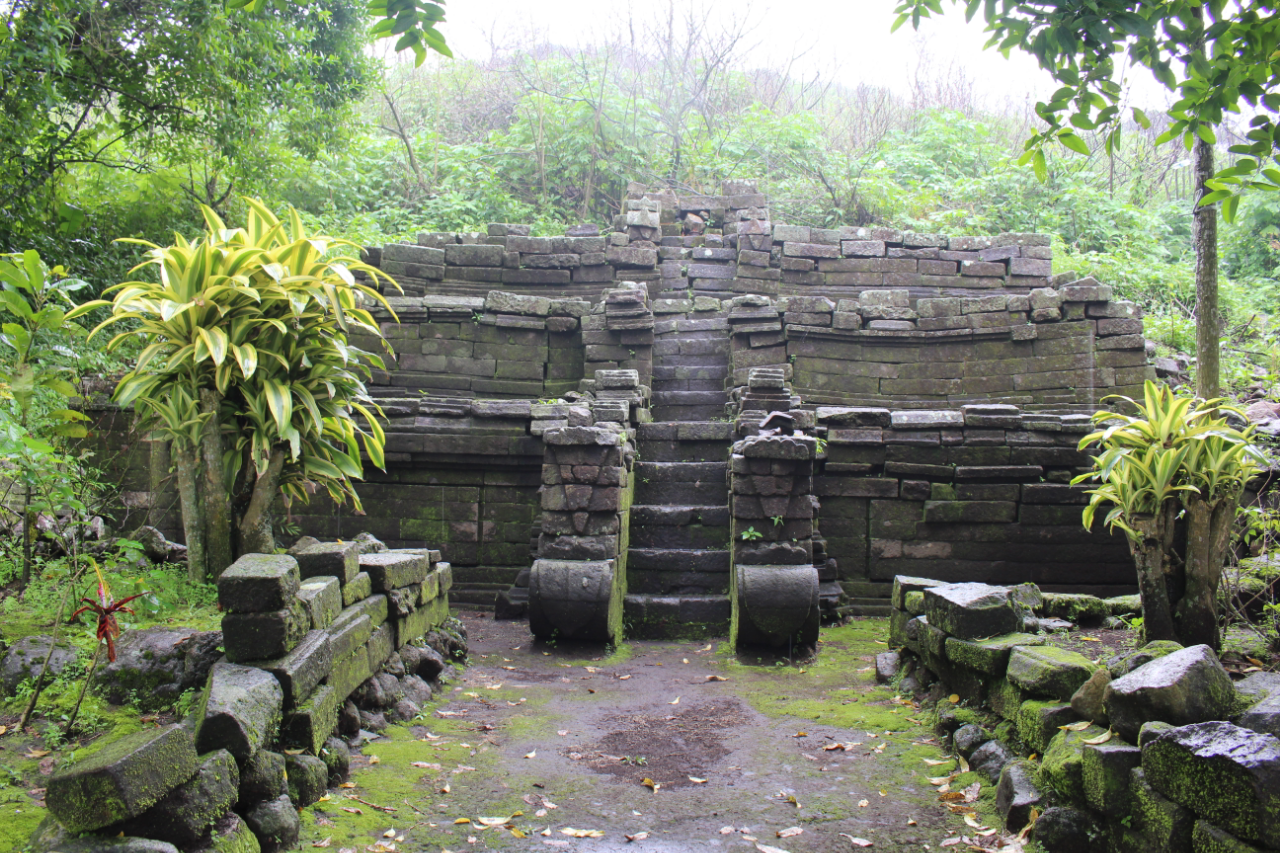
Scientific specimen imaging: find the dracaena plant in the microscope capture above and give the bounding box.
[68,199,400,582]
[1074,380,1266,649]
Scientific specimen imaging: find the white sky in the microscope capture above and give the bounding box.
[436,0,1172,114]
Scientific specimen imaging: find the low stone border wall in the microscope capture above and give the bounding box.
[884,575,1280,852]
[37,540,458,852]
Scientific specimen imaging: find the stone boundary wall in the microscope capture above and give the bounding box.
[809,404,1136,597]
[41,544,456,850]
[885,576,1280,853]
[726,285,1150,411]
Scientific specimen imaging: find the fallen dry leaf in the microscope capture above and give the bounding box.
[840,835,873,848]
[688,776,707,784]
[756,845,791,853]
[1060,720,1092,732]
[641,778,660,792]
[23,749,50,759]
[670,696,680,705]
[922,758,951,766]
[1082,731,1114,745]
[777,826,803,838]
[312,839,332,848]
[720,826,735,835]
[705,674,727,682]
[625,832,650,842]
[858,799,869,808]
[524,750,537,759]
[947,694,960,704]
[560,828,605,838]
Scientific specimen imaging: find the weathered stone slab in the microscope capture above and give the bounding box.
[297,576,342,630]
[194,662,283,761]
[222,600,309,663]
[238,749,287,803]
[1082,740,1141,817]
[115,748,238,846]
[360,552,429,591]
[996,760,1042,831]
[259,630,332,709]
[1104,644,1237,741]
[47,725,198,832]
[923,583,1023,639]
[1007,646,1098,701]
[291,541,359,584]
[529,558,619,642]
[285,753,329,807]
[243,793,300,853]
[217,554,300,613]
[1143,721,1280,848]
[945,633,1043,676]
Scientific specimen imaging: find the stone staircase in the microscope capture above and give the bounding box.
[623,313,736,638]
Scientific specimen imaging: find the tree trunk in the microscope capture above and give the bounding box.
[1193,110,1220,398]
[172,441,206,584]
[1129,514,1178,643]
[199,388,233,577]
[237,447,285,555]
[1176,493,1237,650]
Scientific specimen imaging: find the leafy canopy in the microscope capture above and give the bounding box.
[69,200,400,510]
[892,0,1280,221]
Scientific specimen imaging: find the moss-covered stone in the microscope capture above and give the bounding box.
[217,554,300,614]
[115,749,238,846]
[1105,594,1142,616]
[341,571,372,606]
[1141,720,1280,848]
[922,624,948,658]
[1192,820,1266,853]
[46,724,199,833]
[904,590,926,615]
[1041,724,1109,804]
[891,574,944,610]
[238,750,287,803]
[1007,645,1098,701]
[1105,645,1237,742]
[1017,698,1077,754]
[1082,740,1141,817]
[1108,640,1184,677]
[202,813,262,853]
[280,683,342,755]
[1039,592,1109,623]
[1130,766,1194,852]
[888,608,910,649]
[285,754,329,808]
[987,677,1027,721]
[945,632,1043,676]
[194,663,283,761]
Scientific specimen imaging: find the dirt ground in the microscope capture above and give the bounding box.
[299,614,1010,853]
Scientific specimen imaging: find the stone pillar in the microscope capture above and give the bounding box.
[729,369,821,649]
[528,415,635,642]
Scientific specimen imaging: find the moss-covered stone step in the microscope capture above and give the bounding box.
[46,724,198,833]
[945,632,1044,676]
[1006,645,1097,701]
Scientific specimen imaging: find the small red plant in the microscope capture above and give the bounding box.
[71,576,147,663]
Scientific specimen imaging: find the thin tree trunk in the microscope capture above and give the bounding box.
[1192,21,1220,399]
[199,389,233,577]
[21,484,31,589]
[18,566,85,729]
[1130,515,1177,643]
[237,447,285,555]
[173,441,206,583]
[64,641,103,734]
[1176,494,1237,650]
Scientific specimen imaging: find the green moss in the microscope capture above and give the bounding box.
[944,633,1043,675]
[1016,699,1077,754]
[1039,725,1107,803]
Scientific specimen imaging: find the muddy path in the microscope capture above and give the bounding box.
[299,615,1005,852]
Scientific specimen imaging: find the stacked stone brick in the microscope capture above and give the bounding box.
[885,577,1280,853]
[42,545,456,852]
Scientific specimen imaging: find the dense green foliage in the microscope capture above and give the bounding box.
[0,10,1277,393]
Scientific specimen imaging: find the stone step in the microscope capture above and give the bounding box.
[627,548,730,572]
[652,364,729,381]
[650,378,728,394]
[839,580,894,599]
[634,462,728,505]
[448,582,510,609]
[623,594,731,640]
[652,404,729,422]
[629,516,730,550]
[630,505,730,527]
[653,390,729,406]
[637,422,735,442]
[636,439,730,463]
[627,569,729,596]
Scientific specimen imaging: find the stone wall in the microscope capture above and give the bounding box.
[885,576,1280,853]
[41,543,458,851]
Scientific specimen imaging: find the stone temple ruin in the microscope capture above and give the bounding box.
[89,181,1154,648]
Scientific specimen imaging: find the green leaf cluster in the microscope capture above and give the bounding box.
[1073,381,1265,538]
[70,200,401,511]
